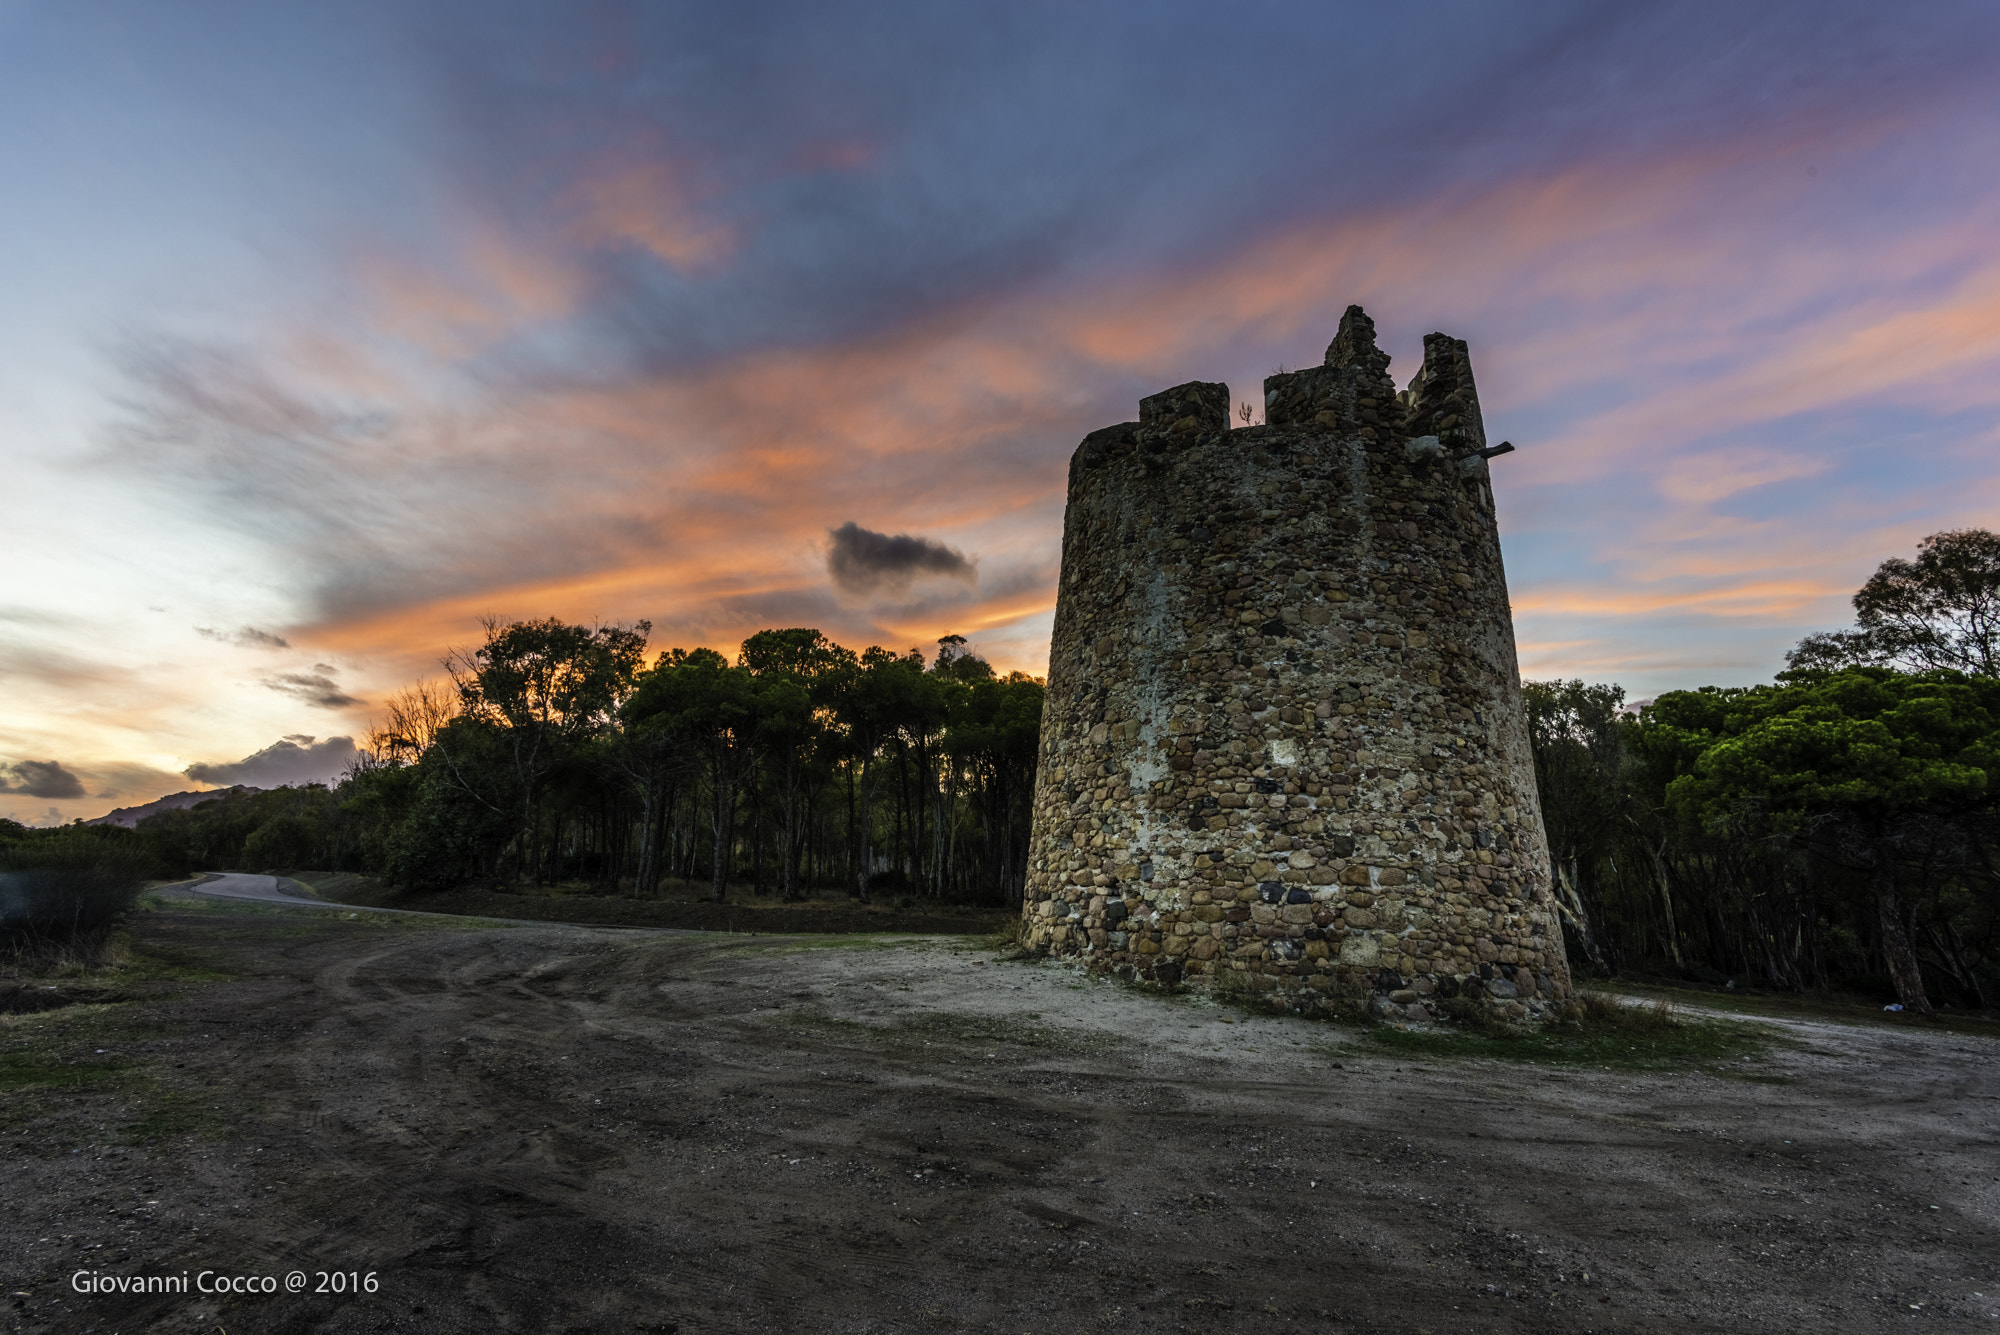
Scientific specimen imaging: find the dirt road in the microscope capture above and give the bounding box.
[3,901,1996,1333]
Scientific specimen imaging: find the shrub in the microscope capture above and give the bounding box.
[0,833,155,961]
[1553,989,1683,1035]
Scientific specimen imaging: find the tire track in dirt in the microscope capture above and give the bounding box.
[8,909,1997,1333]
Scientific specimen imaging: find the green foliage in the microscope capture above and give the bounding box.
[1527,663,2000,1012]
[127,621,1044,911]
[1789,528,2000,675]
[137,784,364,878]
[453,617,650,738]
[0,828,157,957]
[1641,669,2000,1014]
[1655,669,2000,834]
[381,719,518,891]
[1522,679,1630,972]
[96,618,1045,914]
[1368,993,1772,1070]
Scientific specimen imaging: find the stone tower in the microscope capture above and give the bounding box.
[1021,306,1569,1019]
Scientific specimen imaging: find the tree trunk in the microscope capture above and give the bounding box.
[710,775,734,905]
[853,755,876,905]
[633,771,672,899]
[1554,858,1609,975]
[1649,842,1685,970]
[1873,859,1934,1015]
[783,788,807,903]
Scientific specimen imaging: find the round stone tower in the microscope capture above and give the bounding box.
[1021,306,1569,1019]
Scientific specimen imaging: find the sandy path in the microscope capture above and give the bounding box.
[4,908,1997,1333]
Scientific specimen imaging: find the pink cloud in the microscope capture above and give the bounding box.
[171,92,2000,697]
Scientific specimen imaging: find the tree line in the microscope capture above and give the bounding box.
[133,626,1046,907]
[1529,530,2000,1016]
[16,533,1998,1012]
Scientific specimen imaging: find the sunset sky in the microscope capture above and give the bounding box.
[5,1,2000,824]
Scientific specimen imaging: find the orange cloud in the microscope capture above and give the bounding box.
[352,220,585,359]
[570,158,736,271]
[241,98,2000,702]
[1511,577,1846,623]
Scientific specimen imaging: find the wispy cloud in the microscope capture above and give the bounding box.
[261,666,362,710]
[195,625,292,649]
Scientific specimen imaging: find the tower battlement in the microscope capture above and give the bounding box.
[1022,306,1568,1021]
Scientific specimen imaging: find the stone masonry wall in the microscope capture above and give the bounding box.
[1021,306,1571,1021]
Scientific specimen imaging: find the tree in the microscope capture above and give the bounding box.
[382,717,520,889]
[321,621,1053,911]
[740,629,855,901]
[1521,679,1628,974]
[447,618,649,884]
[626,647,762,903]
[613,658,699,899]
[944,667,1044,903]
[832,646,927,903]
[1789,530,2000,675]
[1647,668,2000,1015]
[365,680,458,767]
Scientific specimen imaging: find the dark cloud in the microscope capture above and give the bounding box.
[827,522,975,598]
[0,760,87,800]
[262,665,363,709]
[185,736,358,788]
[195,625,291,649]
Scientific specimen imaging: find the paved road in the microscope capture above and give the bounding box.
[173,871,362,910]
[164,871,681,932]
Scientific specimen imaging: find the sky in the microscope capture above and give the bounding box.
[4,0,2000,824]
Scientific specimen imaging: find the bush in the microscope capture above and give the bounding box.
[0,832,156,960]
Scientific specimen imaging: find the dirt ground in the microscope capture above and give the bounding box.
[290,871,1018,937]
[3,898,1997,1334]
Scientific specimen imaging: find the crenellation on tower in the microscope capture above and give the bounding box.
[1021,305,1569,1023]
[1402,330,1487,454]
[1137,380,1230,441]
[1263,305,1401,436]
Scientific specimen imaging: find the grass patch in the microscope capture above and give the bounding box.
[283,871,381,902]
[0,1046,130,1091]
[0,1004,146,1136]
[149,892,505,933]
[116,1087,221,1143]
[85,926,234,984]
[1367,992,1773,1071]
[1592,980,2000,1039]
[0,998,229,1145]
